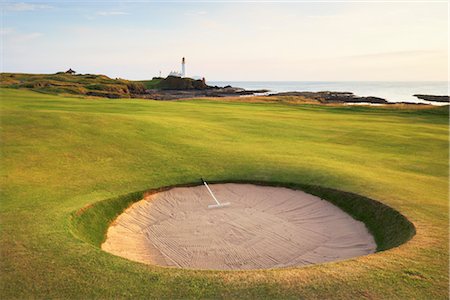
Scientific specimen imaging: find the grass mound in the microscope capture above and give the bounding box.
[136,77,163,89]
[0,72,146,98]
[158,76,208,90]
[71,181,415,252]
[70,190,146,246]
[0,73,210,99]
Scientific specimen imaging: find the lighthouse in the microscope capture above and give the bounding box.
[181,57,186,77]
[167,57,188,77]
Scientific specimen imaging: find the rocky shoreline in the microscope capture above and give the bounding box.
[136,77,449,104]
[137,88,396,104]
[267,91,389,104]
[137,86,449,105]
[2,73,447,105]
[413,94,449,103]
[140,86,269,100]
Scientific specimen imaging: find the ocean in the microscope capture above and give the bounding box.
[207,81,448,104]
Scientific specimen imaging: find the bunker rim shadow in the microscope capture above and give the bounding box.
[69,180,416,265]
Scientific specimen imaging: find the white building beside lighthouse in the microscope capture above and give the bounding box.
[168,57,186,77]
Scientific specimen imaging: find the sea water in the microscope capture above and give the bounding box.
[207,81,448,104]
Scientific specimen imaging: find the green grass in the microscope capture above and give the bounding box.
[1,88,448,299]
[137,77,208,90]
[136,78,162,89]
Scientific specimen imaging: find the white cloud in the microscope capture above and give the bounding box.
[185,10,207,16]
[12,32,43,43]
[343,50,446,60]
[2,29,43,44]
[0,27,15,36]
[3,2,52,11]
[97,11,128,16]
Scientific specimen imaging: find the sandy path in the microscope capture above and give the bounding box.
[102,184,376,270]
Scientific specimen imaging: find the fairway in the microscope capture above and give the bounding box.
[1,88,448,298]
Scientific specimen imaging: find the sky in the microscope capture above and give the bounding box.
[1,1,448,81]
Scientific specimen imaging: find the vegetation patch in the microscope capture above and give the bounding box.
[0,72,146,98]
[157,76,208,90]
[70,190,145,246]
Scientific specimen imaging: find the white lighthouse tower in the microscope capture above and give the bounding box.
[181,57,186,77]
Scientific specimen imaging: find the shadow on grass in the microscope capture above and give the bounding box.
[70,180,415,254]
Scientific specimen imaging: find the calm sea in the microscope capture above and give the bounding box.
[207,81,448,104]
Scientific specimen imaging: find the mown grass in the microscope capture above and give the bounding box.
[0,88,448,299]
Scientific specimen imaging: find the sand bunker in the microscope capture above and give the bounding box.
[102,184,376,270]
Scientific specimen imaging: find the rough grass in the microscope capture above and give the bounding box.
[70,190,145,246]
[0,88,448,299]
[0,72,146,98]
[136,78,162,89]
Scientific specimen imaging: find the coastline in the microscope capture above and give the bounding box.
[207,80,449,104]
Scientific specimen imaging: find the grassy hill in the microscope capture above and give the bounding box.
[0,88,448,298]
[136,77,163,89]
[1,73,209,99]
[0,72,147,98]
[156,76,209,90]
[136,76,208,90]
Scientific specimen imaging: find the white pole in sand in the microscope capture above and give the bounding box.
[201,178,230,209]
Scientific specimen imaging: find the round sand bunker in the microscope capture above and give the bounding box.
[102,184,376,270]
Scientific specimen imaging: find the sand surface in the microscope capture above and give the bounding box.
[102,184,376,270]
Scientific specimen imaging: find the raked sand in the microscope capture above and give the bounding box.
[102,184,376,270]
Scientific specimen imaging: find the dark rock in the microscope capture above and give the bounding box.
[394,102,430,105]
[141,81,269,99]
[86,91,123,99]
[413,94,449,103]
[271,91,388,104]
[159,76,209,90]
[237,89,270,95]
[346,96,388,104]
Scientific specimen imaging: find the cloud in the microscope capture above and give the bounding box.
[343,50,446,60]
[3,2,52,11]
[2,2,447,81]
[2,28,43,43]
[97,11,128,16]
[184,10,208,16]
[0,27,15,36]
[12,32,44,43]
